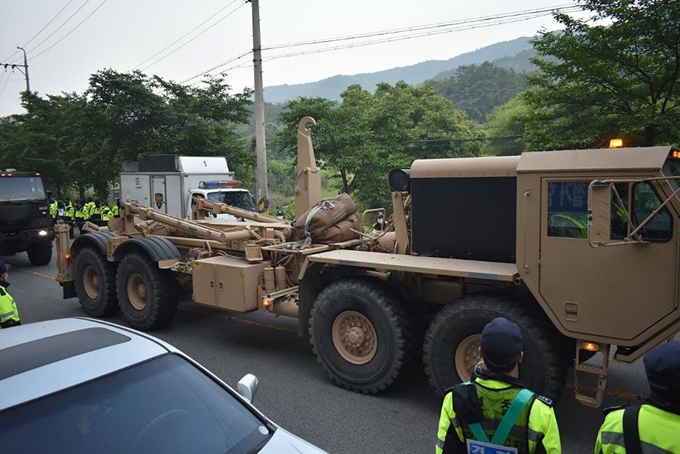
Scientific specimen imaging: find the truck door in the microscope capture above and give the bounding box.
[538,179,677,342]
[151,176,167,213]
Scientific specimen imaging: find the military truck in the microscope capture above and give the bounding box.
[0,170,54,265]
[55,117,680,406]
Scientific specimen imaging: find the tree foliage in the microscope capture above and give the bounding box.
[482,95,530,156]
[276,82,479,209]
[426,62,528,123]
[525,0,680,149]
[0,70,253,199]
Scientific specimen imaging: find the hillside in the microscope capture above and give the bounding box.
[264,36,535,104]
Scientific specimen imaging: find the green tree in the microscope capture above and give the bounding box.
[525,0,680,149]
[0,70,254,200]
[482,96,530,156]
[426,62,528,123]
[276,82,479,209]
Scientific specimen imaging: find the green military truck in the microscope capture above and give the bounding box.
[55,118,680,406]
[0,170,54,266]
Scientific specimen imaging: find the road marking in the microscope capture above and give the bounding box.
[17,268,56,280]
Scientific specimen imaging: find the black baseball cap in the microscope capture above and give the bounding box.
[0,260,10,274]
[644,341,680,401]
[480,317,523,372]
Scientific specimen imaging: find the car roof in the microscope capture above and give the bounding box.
[0,318,178,411]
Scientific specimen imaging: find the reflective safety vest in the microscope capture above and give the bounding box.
[64,202,74,218]
[110,204,119,217]
[75,206,86,220]
[101,207,112,222]
[0,282,20,328]
[595,404,680,454]
[49,201,58,219]
[436,374,561,454]
[84,202,96,219]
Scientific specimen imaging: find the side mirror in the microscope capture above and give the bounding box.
[588,181,612,246]
[237,373,259,403]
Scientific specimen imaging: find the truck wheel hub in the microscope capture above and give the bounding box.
[127,273,148,310]
[455,334,481,382]
[332,311,377,365]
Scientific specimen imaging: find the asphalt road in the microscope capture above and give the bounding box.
[2,248,663,454]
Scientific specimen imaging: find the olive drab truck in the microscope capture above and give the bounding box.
[0,170,54,266]
[55,117,680,407]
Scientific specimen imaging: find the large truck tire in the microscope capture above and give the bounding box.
[308,278,416,394]
[27,240,53,266]
[423,293,566,401]
[117,252,178,331]
[74,247,119,317]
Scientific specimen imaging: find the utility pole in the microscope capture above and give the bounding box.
[18,47,30,93]
[250,0,268,211]
[1,47,31,94]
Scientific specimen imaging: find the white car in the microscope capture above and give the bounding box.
[0,318,326,454]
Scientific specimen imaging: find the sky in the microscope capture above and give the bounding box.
[0,0,590,117]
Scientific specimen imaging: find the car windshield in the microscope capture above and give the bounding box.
[208,191,257,211]
[0,354,272,454]
[0,176,46,202]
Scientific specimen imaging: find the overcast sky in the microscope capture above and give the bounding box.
[0,0,588,117]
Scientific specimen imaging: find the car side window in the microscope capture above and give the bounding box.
[547,182,589,238]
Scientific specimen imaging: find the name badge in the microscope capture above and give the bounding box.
[466,439,518,454]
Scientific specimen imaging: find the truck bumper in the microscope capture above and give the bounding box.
[0,228,54,253]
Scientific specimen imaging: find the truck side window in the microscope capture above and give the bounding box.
[632,182,672,242]
[547,182,588,238]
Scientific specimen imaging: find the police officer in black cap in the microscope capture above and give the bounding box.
[595,340,680,453]
[436,317,561,453]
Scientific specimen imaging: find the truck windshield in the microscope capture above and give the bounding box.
[662,158,680,191]
[208,191,257,211]
[0,176,46,202]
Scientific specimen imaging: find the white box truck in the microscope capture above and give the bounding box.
[120,155,258,222]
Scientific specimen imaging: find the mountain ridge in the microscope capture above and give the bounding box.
[264,36,534,104]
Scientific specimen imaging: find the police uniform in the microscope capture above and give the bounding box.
[0,261,20,329]
[436,318,561,454]
[594,341,680,453]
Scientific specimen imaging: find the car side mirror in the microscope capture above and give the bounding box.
[237,373,259,403]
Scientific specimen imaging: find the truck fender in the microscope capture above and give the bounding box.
[112,236,181,263]
[71,232,121,257]
[298,262,325,338]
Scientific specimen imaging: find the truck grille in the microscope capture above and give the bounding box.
[0,218,43,232]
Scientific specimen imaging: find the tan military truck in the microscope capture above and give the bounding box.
[55,117,680,406]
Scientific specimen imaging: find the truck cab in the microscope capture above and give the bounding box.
[0,170,54,266]
[190,180,258,222]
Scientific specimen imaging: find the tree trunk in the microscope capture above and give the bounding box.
[643,125,656,146]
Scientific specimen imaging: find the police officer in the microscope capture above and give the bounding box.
[594,341,680,453]
[374,212,385,232]
[0,260,21,329]
[436,318,561,453]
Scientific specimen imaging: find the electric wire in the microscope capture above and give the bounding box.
[0,72,12,99]
[139,1,247,72]
[262,4,580,52]
[25,0,93,57]
[3,0,75,63]
[131,0,240,70]
[32,0,108,60]
[264,13,565,62]
[185,4,580,84]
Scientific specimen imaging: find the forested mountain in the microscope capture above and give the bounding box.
[264,37,534,103]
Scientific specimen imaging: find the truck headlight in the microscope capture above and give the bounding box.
[38,230,48,236]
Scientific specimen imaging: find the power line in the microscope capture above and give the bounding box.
[263,11,570,62]
[3,0,75,63]
[131,0,240,70]
[185,4,580,84]
[180,50,252,84]
[262,4,579,52]
[139,1,247,72]
[25,0,93,57]
[32,0,108,60]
